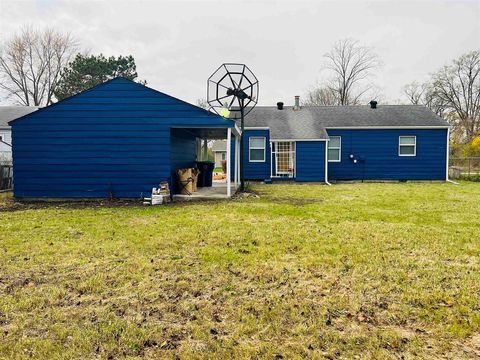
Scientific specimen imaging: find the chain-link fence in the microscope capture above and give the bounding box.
[449,157,480,180]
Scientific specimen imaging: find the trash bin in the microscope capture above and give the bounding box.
[196,161,215,187]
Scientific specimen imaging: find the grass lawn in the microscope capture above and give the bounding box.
[1,182,479,359]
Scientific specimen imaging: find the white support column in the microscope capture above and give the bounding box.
[226,128,232,197]
[234,135,238,186]
[237,137,241,186]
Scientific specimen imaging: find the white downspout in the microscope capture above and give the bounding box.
[325,140,332,185]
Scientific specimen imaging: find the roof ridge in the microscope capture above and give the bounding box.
[252,104,427,108]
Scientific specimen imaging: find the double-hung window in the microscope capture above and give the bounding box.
[399,136,416,156]
[327,136,341,162]
[249,137,266,162]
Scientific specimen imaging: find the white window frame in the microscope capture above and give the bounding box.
[327,136,341,162]
[399,136,416,157]
[249,136,266,162]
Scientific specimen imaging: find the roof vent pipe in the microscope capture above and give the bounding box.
[294,95,300,110]
[277,102,284,110]
[370,100,377,109]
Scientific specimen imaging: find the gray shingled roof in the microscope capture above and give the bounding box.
[0,106,39,128]
[235,105,449,140]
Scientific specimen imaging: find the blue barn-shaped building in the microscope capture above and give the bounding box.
[9,78,240,198]
[9,79,450,199]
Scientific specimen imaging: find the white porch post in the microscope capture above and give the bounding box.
[234,135,238,186]
[226,128,232,197]
[237,137,241,186]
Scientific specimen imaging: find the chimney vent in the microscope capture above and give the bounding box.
[276,102,284,110]
[369,100,377,109]
[294,95,300,110]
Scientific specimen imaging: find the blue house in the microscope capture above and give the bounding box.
[9,79,450,199]
[9,78,241,198]
[236,98,450,183]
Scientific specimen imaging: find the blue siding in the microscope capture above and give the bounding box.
[326,129,447,181]
[243,130,271,180]
[11,78,232,198]
[170,129,197,172]
[295,141,327,182]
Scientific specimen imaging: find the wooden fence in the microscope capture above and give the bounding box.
[0,164,13,191]
[449,157,480,179]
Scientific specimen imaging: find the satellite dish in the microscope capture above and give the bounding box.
[207,63,259,191]
[207,63,259,119]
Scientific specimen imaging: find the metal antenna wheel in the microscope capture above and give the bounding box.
[207,63,259,191]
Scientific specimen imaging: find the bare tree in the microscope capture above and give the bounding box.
[403,82,427,105]
[323,38,381,105]
[303,85,339,106]
[196,98,208,109]
[431,50,480,141]
[422,84,447,118]
[0,27,77,106]
[403,81,447,117]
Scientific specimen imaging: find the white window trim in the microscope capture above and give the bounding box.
[399,136,417,157]
[327,136,341,162]
[249,136,266,162]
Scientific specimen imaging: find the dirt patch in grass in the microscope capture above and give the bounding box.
[0,196,146,212]
[266,196,323,205]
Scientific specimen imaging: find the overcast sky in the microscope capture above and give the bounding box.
[0,0,479,106]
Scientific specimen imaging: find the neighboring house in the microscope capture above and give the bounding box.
[0,106,39,162]
[211,140,227,168]
[234,99,450,182]
[9,78,240,198]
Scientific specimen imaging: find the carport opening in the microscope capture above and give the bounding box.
[170,127,239,199]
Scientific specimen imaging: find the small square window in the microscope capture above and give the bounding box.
[249,137,266,162]
[399,136,416,157]
[250,149,265,161]
[328,149,340,161]
[328,136,341,162]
